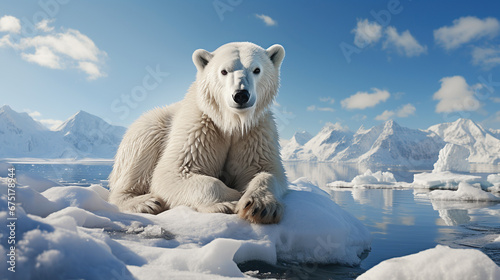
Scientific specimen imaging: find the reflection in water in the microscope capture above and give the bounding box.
[430,200,498,226]
[284,162,367,187]
[284,162,419,188]
[283,162,500,269]
[437,209,470,226]
[350,189,394,210]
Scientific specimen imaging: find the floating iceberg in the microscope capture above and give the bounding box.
[357,245,500,280]
[327,169,407,189]
[412,171,486,189]
[428,182,500,202]
[432,143,470,173]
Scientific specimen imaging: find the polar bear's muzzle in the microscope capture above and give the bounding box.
[231,89,254,109]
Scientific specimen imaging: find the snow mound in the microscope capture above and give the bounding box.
[487,174,500,193]
[428,182,500,202]
[358,245,500,280]
[327,169,404,189]
[412,171,485,189]
[433,143,470,173]
[0,177,371,279]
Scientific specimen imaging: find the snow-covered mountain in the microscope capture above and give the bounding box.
[0,106,126,159]
[281,131,312,160]
[301,123,353,161]
[282,120,445,167]
[282,118,500,168]
[427,118,500,164]
[56,111,126,158]
[354,120,444,166]
[0,105,66,158]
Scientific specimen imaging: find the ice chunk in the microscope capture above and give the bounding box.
[352,169,396,185]
[487,174,500,193]
[358,245,500,280]
[433,143,470,173]
[428,182,500,202]
[412,171,485,189]
[328,169,404,189]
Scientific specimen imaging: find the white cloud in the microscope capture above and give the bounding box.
[472,45,500,69]
[433,76,481,113]
[21,46,62,69]
[0,15,21,33]
[319,97,335,104]
[375,103,416,121]
[0,16,107,80]
[492,97,500,103]
[396,103,416,117]
[25,109,63,130]
[307,105,335,112]
[434,16,500,50]
[78,61,106,80]
[28,111,42,118]
[39,118,64,130]
[255,14,277,26]
[384,26,427,57]
[36,19,55,32]
[341,88,390,110]
[0,34,14,47]
[20,29,105,62]
[352,19,383,48]
[375,110,395,121]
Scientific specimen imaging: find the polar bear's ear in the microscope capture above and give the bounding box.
[266,44,285,68]
[192,49,214,71]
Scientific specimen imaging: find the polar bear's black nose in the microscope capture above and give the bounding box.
[233,90,250,105]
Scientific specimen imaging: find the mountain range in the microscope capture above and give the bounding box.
[0,105,126,159]
[1,105,500,167]
[282,118,500,168]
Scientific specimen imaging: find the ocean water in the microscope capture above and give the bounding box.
[11,161,500,279]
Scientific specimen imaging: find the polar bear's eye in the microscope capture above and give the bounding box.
[253,68,260,74]
[221,70,228,76]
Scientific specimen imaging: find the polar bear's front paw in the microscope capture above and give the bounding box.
[129,195,165,214]
[236,193,284,224]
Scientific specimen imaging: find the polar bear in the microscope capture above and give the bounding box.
[108,42,287,224]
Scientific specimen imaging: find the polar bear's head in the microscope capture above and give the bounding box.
[192,42,285,134]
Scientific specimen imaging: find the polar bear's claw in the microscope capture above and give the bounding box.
[237,195,284,224]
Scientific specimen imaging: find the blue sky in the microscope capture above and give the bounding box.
[1,0,500,139]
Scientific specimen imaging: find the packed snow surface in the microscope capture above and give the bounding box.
[357,245,500,280]
[0,176,371,280]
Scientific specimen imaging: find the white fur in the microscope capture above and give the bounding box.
[109,42,287,224]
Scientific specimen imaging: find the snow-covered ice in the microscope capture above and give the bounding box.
[428,182,500,202]
[412,171,486,189]
[357,245,500,280]
[0,176,371,279]
[488,173,500,193]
